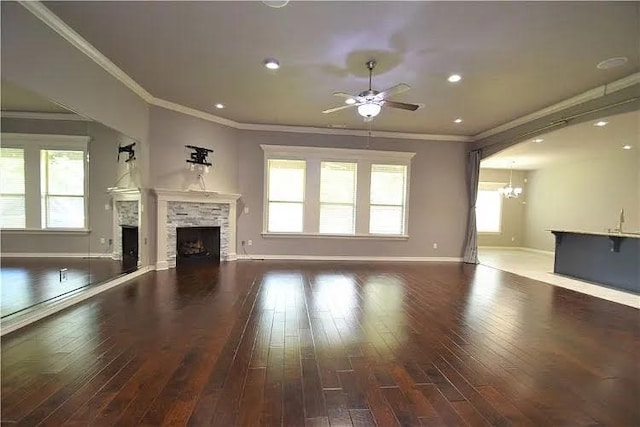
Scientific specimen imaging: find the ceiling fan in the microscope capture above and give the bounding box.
[322,60,420,121]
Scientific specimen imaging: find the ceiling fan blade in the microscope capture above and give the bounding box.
[376,83,411,100]
[384,100,420,111]
[322,104,356,114]
[333,91,358,99]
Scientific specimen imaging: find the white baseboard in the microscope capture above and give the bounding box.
[1,265,155,336]
[478,246,522,250]
[1,252,115,258]
[519,247,555,256]
[479,246,555,256]
[236,254,463,262]
[155,260,169,270]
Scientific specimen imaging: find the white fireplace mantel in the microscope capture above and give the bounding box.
[152,188,241,270]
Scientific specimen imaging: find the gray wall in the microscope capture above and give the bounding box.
[148,106,239,193]
[1,1,149,144]
[523,151,639,251]
[236,130,469,258]
[477,168,527,247]
[0,119,126,255]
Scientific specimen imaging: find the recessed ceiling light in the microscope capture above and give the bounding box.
[594,120,608,127]
[264,58,280,70]
[262,0,289,8]
[597,57,628,70]
[622,145,632,150]
[215,103,224,109]
[448,74,462,83]
[453,117,463,123]
[345,98,356,105]
[533,138,544,143]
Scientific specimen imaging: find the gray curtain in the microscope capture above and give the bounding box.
[463,149,482,264]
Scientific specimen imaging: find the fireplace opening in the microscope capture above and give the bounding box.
[122,225,139,272]
[176,226,220,265]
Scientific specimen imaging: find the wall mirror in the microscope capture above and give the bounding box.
[0,79,144,320]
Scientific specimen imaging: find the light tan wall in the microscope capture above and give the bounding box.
[523,151,639,251]
[478,168,527,247]
[236,130,469,258]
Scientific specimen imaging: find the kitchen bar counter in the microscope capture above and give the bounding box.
[549,230,639,294]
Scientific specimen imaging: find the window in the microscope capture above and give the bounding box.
[0,148,26,228]
[266,159,305,232]
[319,161,357,234]
[369,164,407,235]
[41,150,86,228]
[262,145,414,238]
[476,186,502,233]
[0,134,89,231]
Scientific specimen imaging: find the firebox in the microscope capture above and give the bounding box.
[176,226,221,265]
[122,225,139,272]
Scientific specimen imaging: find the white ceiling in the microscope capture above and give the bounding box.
[481,110,640,170]
[44,1,639,136]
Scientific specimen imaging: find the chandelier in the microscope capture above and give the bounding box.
[498,162,522,198]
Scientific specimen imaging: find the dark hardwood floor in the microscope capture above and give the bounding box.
[1,261,638,426]
[1,258,127,317]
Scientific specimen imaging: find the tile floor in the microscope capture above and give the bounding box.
[478,247,639,308]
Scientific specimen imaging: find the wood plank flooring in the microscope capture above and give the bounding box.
[1,258,127,317]
[1,261,638,426]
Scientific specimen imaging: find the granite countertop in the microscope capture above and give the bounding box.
[548,229,640,239]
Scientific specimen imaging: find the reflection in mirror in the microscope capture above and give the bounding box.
[0,79,142,319]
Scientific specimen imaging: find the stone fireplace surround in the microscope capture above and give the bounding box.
[153,189,241,270]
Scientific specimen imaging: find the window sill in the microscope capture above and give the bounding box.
[261,232,409,240]
[1,228,91,235]
[478,231,502,235]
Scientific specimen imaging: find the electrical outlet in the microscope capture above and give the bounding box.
[100,237,106,244]
[248,240,253,246]
[104,203,111,211]
[511,237,516,242]
[244,206,249,214]
[433,243,438,249]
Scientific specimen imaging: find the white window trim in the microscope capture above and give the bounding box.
[476,181,505,234]
[261,144,415,239]
[1,133,90,231]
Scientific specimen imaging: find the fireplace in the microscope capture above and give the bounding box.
[122,225,139,272]
[176,226,220,265]
[153,189,240,270]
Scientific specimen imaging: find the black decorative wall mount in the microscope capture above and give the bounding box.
[118,142,136,163]
[186,145,213,167]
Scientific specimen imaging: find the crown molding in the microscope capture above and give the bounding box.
[240,121,472,142]
[0,111,90,121]
[473,72,640,141]
[149,97,240,128]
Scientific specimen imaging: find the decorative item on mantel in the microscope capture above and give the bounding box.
[498,161,523,199]
[185,145,214,191]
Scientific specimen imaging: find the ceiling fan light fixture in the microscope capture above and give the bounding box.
[345,98,356,105]
[448,74,462,83]
[358,102,381,118]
